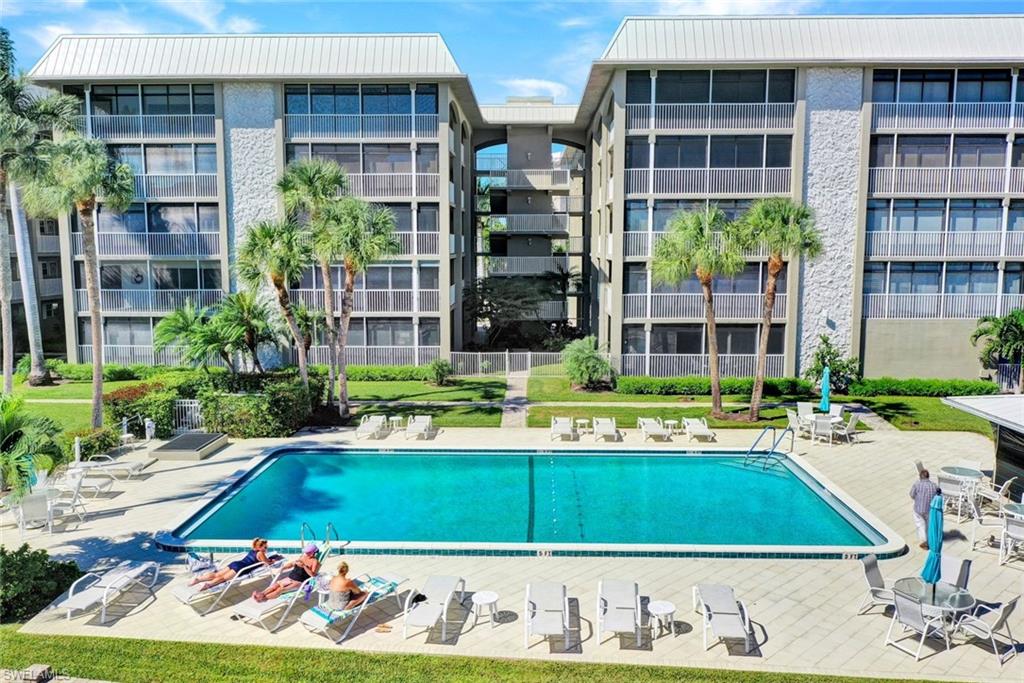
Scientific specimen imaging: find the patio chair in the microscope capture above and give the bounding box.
[796,402,814,425]
[786,409,810,438]
[692,584,754,654]
[550,417,577,442]
[638,417,671,442]
[355,415,389,440]
[49,472,88,527]
[684,417,716,442]
[402,575,466,642]
[999,516,1024,566]
[811,416,834,446]
[54,467,113,499]
[299,573,407,643]
[857,554,894,615]
[171,554,284,615]
[978,477,1017,511]
[596,579,642,647]
[937,474,967,524]
[525,582,574,651]
[828,404,845,420]
[939,554,971,590]
[70,454,154,481]
[954,596,1019,666]
[405,415,435,440]
[969,498,1005,551]
[832,413,860,445]
[58,560,160,624]
[593,418,621,442]
[15,492,53,537]
[231,574,320,633]
[885,590,950,661]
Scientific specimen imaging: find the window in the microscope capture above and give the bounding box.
[1005,263,1024,294]
[714,199,752,222]
[870,136,894,167]
[709,136,762,168]
[654,136,705,168]
[416,144,439,173]
[953,135,1006,167]
[39,259,60,279]
[145,145,194,174]
[363,144,411,173]
[866,199,890,232]
[624,263,648,294]
[626,71,651,104]
[716,325,758,354]
[767,70,795,103]
[896,136,950,168]
[36,218,58,236]
[764,136,791,168]
[711,71,766,104]
[889,262,941,294]
[892,199,944,232]
[42,301,61,319]
[419,264,439,289]
[362,85,411,115]
[872,70,897,103]
[650,325,703,354]
[97,204,146,233]
[192,85,214,115]
[415,84,438,115]
[285,144,310,164]
[310,84,359,115]
[309,144,360,172]
[110,145,144,173]
[201,264,221,290]
[653,199,703,230]
[197,204,219,232]
[944,262,997,294]
[625,137,649,169]
[625,200,647,232]
[152,264,199,290]
[101,318,152,346]
[955,70,1011,103]
[100,264,124,289]
[863,263,887,294]
[1012,139,1024,168]
[142,85,191,115]
[284,85,309,115]
[716,263,760,294]
[415,318,439,346]
[62,85,86,115]
[898,70,954,103]
[948,199,1002,232]
[657,71,709,104]
[194,144,217,173]
[622,325,646,354]
[1009,200,1024,232]
[653,271,700,295]
[367,318,414,346]
[148,204,196,233]
[383,205,412,232]
[91,85,140,116]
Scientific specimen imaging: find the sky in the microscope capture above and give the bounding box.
[3,0,1022,105]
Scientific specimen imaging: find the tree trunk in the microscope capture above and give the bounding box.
[335,265,355,419]
[271,275,308,389]
[702,276,723,417]
[9,184,51,386]
[749,254,782,421]
[0,176,14,394]
[78,200,104,428]
[319,258,337,407]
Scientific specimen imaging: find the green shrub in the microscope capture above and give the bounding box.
[613,375,812,397]
[345,365,431,381]
[103,383,177,438]
[102,364,137,381]
[50,361,93,382]
[850,377,1000,397]
[427,358,453,386]
[0,545,82,623]
[147,369,214,400]
[57,427,119,463]
[562,336,613,390]
[199,380,312,438]
[803,334,861,393]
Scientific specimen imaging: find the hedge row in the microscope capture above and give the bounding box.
[848,377,1000,397]
[57,427,120,462]
[614,375,813,397]
[340,364,431,381]
[199,382,313,438]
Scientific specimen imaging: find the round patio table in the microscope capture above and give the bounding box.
[940,466,984,481]
[1003,502,1024,519]
[893,577,974,619]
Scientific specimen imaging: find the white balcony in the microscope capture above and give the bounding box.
[484,255,569,276]
[346,173,438,199]
[129,174,218,200]
[393,232,440,256]
[484,169,572,190]
[305,345,440,366]
[72,232,221,258]
[871,102,1013,131]
[535,300,568,319]
[625,103,795,132]
[625,168,791,196]
[867,167,1006,195]
[1007,231,1024,257]
[35,234,60,253]
[284,114,438,140]
[623,292,785,320]
[77,114,215,140]
[862,293,999,319]
[1011,168,1024,194]
[485,214,569,234]
[1003,294,1024,312]
[865,230,1007,258]
[623,231,768,259]
[78,345,189,365]
[551,195,585,213]
[291,288,440,313]
[551,237,585,254]
[75,288,223,313]
[38,278,62,298]
[618,353,784,378]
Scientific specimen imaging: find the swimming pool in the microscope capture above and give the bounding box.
[162,448,901,558]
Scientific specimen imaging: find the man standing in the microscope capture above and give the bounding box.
[909,469,940,550]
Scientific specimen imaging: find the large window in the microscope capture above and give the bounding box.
[766,70,796,103]
[889,262,941,294]
[948,199,1002,232]
[892,199,944,232]
[714,199,752,222]
[148,204,196,233]
[863,263,887,294]
[622,325,646,354]
[955,70,1011,103]
[716,264,760,294]
[626,71,652,104]
[944,262,997,294]
[764,136,791,167]
[415,144,439,173]
[716,325,758,355]
[95,318,151,346]
[953,135,1006,167]
[142,85,191,115]
[656,71,709,104]
[626,137,650,169]
[415,84,439,115]
[96,203,146,233]
[363,144,411,173]
[362,85,411,115]
[419,264,439,289]
[91,85,139,115]
[653,199,703,230]
[1009,200,1024,232]
[152,263,199,290]
[110,144,144,173]
[1005,263,1024,294]
[417,205,439,232]
[624,263,648,294]
[897,70,954,103]
[866,199,890,232]
[872,70,897,103]
[709,136,763,168]
[711,71,766,104]
[654,136,704,168]
[145,145,194,174]
[284,85,310,115]
[625,200,647,232]
[311,85,359,115]
[309,144,360,172]
[870,136,894,167]
[382,205,412,232]
[419,318,440,346]
[650,324,703,354]
[367,318,415,346]
[896,136,950,167]
[192,85,214,115]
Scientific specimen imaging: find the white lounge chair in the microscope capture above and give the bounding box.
[524,582,573,651]
[638,417,671,442]
[683,417,716,442]
[299,573,407,643]
[355,414,389,440]
[550,417,577,441]
[978,477,1016,511]
[828,404,845,420]
[405,415,435,440]
[939,554,971,590]
[811,416,834,446]
[693,584,754,654]
[796,402,814,426]
[402,575,466,642]
[832,413,860,445]
[999,516,1024,566]
[171,553,284,615]
[231,574,320,633]
[15,492,53,537]
[857,553,894,615]
[54,468,113,499]
[786,409,810,438]
[71,455,154,481]
[49,472,88,527]
[885,590,949,661]
[954,596,1019,666]
[596,579,642,647]
[593,417,621,442]
[59,560,160,624]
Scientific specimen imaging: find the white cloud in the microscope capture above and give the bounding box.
[26,12,152,50]
[498,78,570,101]
[655,0,821,14]
[157,0,259,33]
[547,32,607,95]
[558,17,592,29]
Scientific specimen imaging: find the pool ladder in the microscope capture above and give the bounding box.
[742,426,794,471]
[299,521,344,558]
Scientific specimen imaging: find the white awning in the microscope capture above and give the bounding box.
[942,395,1024,432]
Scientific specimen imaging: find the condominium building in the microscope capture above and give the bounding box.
[26,15,1024,379]
[4,216,65,356]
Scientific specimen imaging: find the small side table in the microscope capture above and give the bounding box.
[575,418,591,435]
[388,416,405,432]
[471,590,499,628]
[664,419,680,435]
[648,600,676,638]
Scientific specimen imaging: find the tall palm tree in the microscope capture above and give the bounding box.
[153,300,214,371]
[216,291,277,373]
[293,302,323,354]
[0,394,60,500]
[737,197,822,420]
[277,158,347,403]
[0,27,79,387]
[236,220,313,389]
[652,205,744,417]
[320,198,399,417]
[20,136,134,427]
[972,309,1024,394]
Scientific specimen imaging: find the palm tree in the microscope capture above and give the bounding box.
[0,28,79,387]
[20,136,134,427]
[293,302,323,354]
[320,198,399,417]
[191,321,242,373]
[652,205,744,417]
[277,159,347,403]
[0,394,60,500]
[737,197,822,420]
[236,220,313,388]
[153,300,214,371]
[216,291,277,373]
[972,309,1024,394]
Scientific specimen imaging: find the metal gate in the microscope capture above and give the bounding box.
[173,399,204,434]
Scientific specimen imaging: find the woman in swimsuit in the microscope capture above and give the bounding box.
[252,543,320,603]
[327,561,368,611]
[189,538,275,591]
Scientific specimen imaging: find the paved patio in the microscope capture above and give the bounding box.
[8,426,1024,681]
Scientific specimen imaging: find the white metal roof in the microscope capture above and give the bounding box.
[942,395,1024,432]
[479,104,578,125]
[28,34,464,81]
[601,15,1024,64]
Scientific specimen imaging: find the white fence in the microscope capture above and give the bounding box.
[173,399,204,435]
[346,173,439,198]
[77,114,216,140]
[447,351,784,378]
[871,102,1013,130]
[625,168,791,195]
[862,293,1001,319]
[131,174,218,200]
[72,232,221,257]
[625,102,795,131]
[284,114,439,139]
[868,167,1006,195]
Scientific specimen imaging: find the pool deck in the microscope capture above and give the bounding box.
[9,427,1024,681]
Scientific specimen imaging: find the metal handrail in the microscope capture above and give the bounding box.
[743,426,778,464]
[743,426,795,471]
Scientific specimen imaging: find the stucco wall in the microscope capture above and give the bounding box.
[798,67,864,371]
[861,320,984,379]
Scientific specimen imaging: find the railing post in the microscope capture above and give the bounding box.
[505,348,510,377]
[83,86,93,137]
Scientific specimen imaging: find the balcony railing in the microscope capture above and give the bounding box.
[551,195,585,213]
[75,288,223,312]
[1003,294,1024,312]
[35,234,60,253]
[864,230,1014,258]
[535,300,569,319]
[862,293,1000,319]
[867,167,1006,195]
[284,114,438,140]
[484,255,569,276]
[38,279,62,298]
[619,353,784,378]
[625,103,795,132]
[623,231,768,258]
[72,232,221,258]
[128,174,218,200]
[623,293,785,320]
[292,288,441,313]
[1011,168,1024,194]
[392,232,439,256]
[346,173,439,198]
[305,345,440,366]
[625,168,791,195]
[485,214,569,233]
[76,114,215,140]
[486,169,572,190]
[78,345,189,365]
[871,102,1014,130]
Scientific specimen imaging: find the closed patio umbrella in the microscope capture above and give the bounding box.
[818,365,831,413]
[920,493,944,601]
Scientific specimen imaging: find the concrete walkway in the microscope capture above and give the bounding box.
[500,373,528,428]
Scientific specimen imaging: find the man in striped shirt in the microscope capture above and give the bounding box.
[909,469,940,550]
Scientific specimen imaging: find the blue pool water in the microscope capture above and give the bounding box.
[178,450,877,548]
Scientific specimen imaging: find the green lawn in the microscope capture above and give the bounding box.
[13,380,141,400]
[840,395,993,438]
[526,377,753,404]
[0,626,929,683]
[527,404,789,430]
[355,404,502,428]
[20,401,92,432]
[348,378,506,402]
